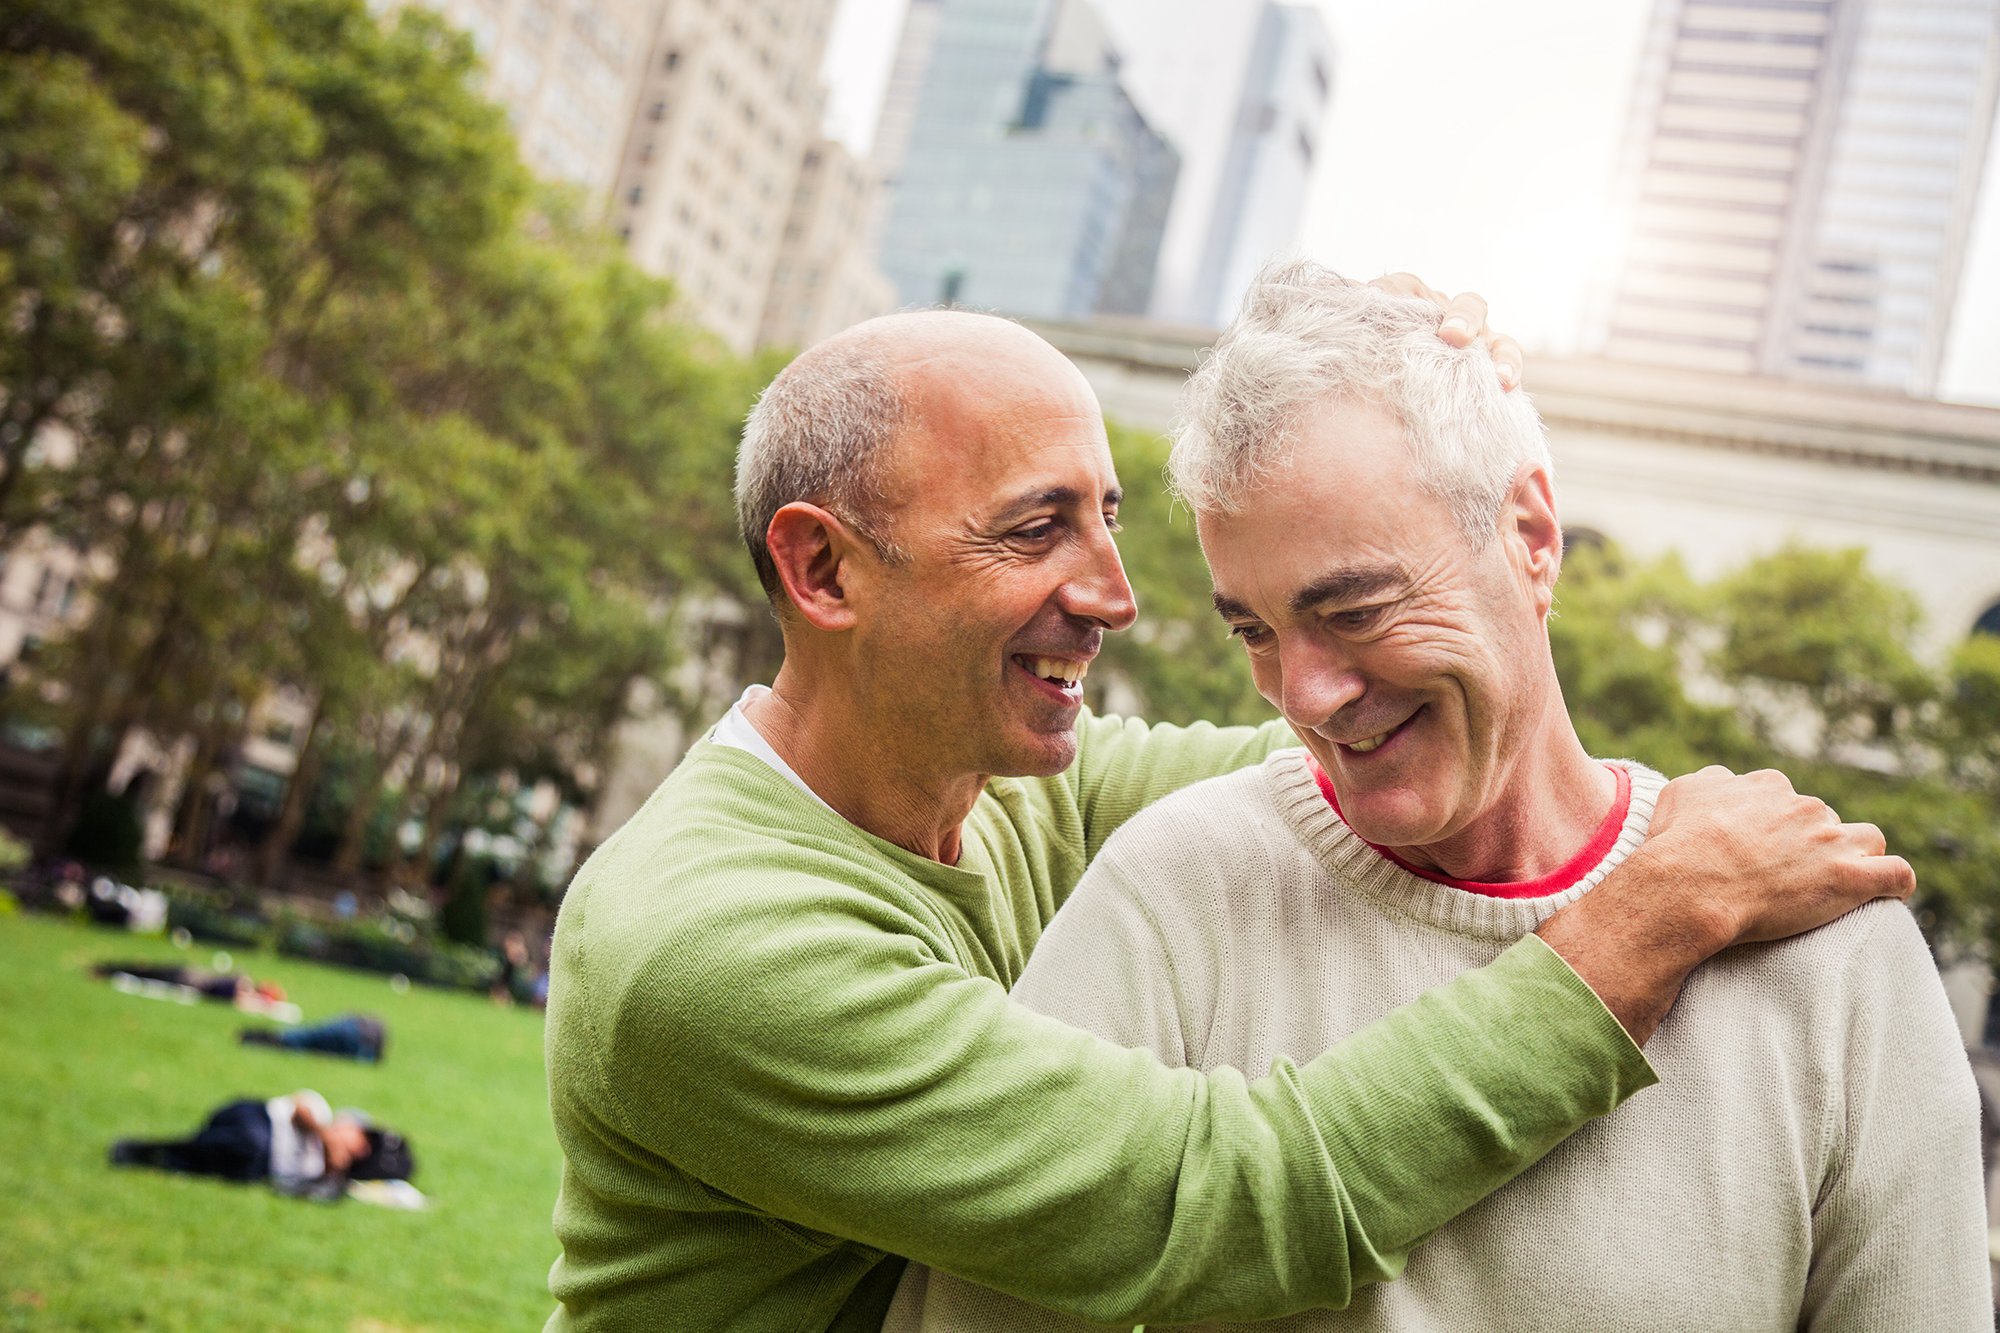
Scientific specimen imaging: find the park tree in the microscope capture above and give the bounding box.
[1711,545,1935,764]
[1548,541,2000,955]
[1,0,766,900]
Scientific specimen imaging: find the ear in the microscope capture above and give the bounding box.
[1502,463,1562,617]
[765,502,870,632]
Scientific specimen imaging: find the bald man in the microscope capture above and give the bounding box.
[541,304,1911,1332]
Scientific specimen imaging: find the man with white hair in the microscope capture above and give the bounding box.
[889,263,1987,1331]
[544,290,1919,1332]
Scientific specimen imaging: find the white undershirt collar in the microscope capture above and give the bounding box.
[708,685,836,813]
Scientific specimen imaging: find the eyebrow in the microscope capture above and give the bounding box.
[1212,563,1411,621]
[989,484,1123,528]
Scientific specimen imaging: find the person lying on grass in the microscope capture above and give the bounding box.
[92,959,285,1009]
[110,1089,414,1202]
[240,1012,388,1063]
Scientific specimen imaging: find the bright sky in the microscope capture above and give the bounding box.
[821,0,2000,405]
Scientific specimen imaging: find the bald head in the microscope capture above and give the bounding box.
[736,310,1095,601]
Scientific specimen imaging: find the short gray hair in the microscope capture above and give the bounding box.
[736,343,908,598]
[1169,258,1551,541]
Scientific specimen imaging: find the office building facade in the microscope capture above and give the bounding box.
[1094,0,1333,329]
[1602,0,2000,395]
[608,0,845,353]
[410,0,657,204]
[759,137,901,349]
[874,0,1179,321]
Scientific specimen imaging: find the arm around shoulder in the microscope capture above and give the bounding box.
[559,849,1658,1327]
[1065,712,1292,860]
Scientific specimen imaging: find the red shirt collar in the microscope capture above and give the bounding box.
[1310,762,1633,899]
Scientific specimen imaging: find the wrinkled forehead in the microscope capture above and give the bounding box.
[1193,402,1461,610]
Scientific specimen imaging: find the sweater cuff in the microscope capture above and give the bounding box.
[1504,932,1659,1100]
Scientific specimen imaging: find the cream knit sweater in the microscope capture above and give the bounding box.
[888,750,1988,1332]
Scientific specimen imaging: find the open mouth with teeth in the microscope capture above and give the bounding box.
[1339,706,1423,756]
[1013,654,1090,696]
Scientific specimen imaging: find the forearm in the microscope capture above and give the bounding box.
[1533,839,1724,1044]
[1543,763,1919,1045]
[620,927,1653,1324]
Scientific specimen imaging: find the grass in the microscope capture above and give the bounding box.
[0,909,562,1332]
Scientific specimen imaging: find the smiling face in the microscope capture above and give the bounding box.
[1198,397,1562,857]
[852,331,1137,780]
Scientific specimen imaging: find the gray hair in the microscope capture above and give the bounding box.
[1169,258,1551,541]
[735,343,908,598]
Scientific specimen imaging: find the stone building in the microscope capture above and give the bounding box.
[759,136,901,350]
[1599,0,2000,396]
[401,0,657,205]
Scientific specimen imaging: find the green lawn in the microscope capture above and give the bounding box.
[0,910,562,1331]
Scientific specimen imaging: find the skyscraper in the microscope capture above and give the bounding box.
[759,137,900,350]
[867,0,945,247]
[1601,0,2000,396]
[1093,0,1333,330]
[607,0,846,353]
[873,0,1179,321]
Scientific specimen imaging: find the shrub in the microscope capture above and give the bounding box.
[161,882,273,947]
[272,912,499,993]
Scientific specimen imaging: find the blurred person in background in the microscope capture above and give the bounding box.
[92,959,285,1009]
[492,929,542,1006]
[240,1013,388,1063]
[110,1088,414,1200]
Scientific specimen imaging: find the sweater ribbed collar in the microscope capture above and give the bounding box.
[1265,748,1665,941]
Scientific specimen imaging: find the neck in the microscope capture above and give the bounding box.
[1391,711,1614,884]
[744,663,984,864]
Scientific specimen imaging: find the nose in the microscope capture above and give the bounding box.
[1058,515,1139,631]
[1274,634,1366,733]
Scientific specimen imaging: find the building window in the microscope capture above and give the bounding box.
[628,185,643,204]
[664,49,679,69]
[648,101,666,121]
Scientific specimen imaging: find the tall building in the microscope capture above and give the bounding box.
[867,0,945,246]
[874,0,1179,321]
[1600,0,2000,396]
[408,0,895,352]
[1093,0,1333,330]
[409,0,657,204]
[609,0,849,352]
[759,137,901,349]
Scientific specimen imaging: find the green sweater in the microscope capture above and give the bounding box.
[543,712,1656,1331]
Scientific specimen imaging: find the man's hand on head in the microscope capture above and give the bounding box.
[1369,272,1524,391]
[1535,765,1913,1045]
